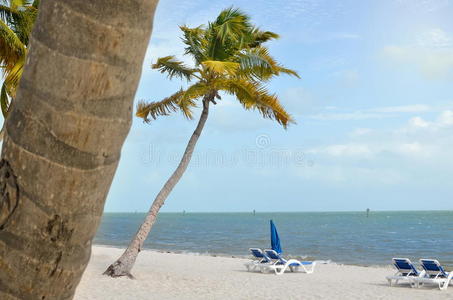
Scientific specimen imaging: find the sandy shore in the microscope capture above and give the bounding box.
[74,246,453,299]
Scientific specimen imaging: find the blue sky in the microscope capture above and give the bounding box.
[105,0,453,212]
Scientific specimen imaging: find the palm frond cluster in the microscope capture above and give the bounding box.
[0,0,38,117]
[137,7,299,128]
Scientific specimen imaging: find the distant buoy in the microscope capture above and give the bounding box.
[366,208,370,218]
[253,209,256,216]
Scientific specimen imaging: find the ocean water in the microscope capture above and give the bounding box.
[94,211,453,267]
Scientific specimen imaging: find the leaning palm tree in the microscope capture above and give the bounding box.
[104,7,300,278]
[0,0,38,137]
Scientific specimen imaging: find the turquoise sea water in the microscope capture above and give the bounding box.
[94,211,453,267]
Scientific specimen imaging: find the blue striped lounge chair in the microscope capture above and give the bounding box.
[245,248,271,272]
[386,258,425,287]
[260,249,316,275]
[414,259,453,290]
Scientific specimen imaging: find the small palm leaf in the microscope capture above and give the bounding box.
[0,82,10,117]
[3,55,24,96]
[178,82,210,118]
[274,65,300,78]
[152,56,197,81]
[136,90,186,122]
[136,83,210,122]
[248,28,279,47]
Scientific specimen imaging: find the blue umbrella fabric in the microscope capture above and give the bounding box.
[270,220,282,254]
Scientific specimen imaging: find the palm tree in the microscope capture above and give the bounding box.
[104,7,300,278]
[0,0,38,137]
[0,0,159,298]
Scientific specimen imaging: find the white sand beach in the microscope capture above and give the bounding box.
[74,246,453,299]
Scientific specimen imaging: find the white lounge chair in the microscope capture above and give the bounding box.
[259,249,316,275]
[386,258,425,287]
[244,248,271,272]
[413,259,453,290]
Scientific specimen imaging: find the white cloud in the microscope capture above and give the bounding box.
[408,116,430,128]
[299,110,453,186]
[417,28,452,48]
[396,142,425,155]
[309,112,386,121]
[308,144,372,157]
[309,104,435,121]
[382,29,453,79]
[309,110,453,160]
[438,110,453,126]
[296,164,406,185]
[370,104,431,113]
[350,128,373,137]
[396,0,452,12]
[404,110,453,129]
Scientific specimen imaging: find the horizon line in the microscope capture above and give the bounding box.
[103,209,453,214]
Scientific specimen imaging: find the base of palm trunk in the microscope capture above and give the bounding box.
[103,261,135,279]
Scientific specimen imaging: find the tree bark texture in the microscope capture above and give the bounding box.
[0,1,159,299]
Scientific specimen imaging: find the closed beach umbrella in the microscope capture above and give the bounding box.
[270,220,282,254]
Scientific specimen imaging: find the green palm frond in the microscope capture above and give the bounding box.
[3,54,24,95]
[0,0,35,121]
[0,18,25,68]
[248,28,279,48]
[13,6,37,45]
[178,82,210,119]
[136,83,210,122]
[237,47,300,80]
[152,56,197,81]
[213,7,251,43]
[0,82,9,117]
[274,65,300,78]
[180,25,206,64]
[236,47,276,80]
[10,0,32,9]
[206,8,253,60]
[214,78,294,128]
[136,90,186,122]
[202,60,239,75]
[0,4,17,24]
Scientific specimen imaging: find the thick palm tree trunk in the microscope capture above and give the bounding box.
[104,95,213,278]
[0,1,158,299]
